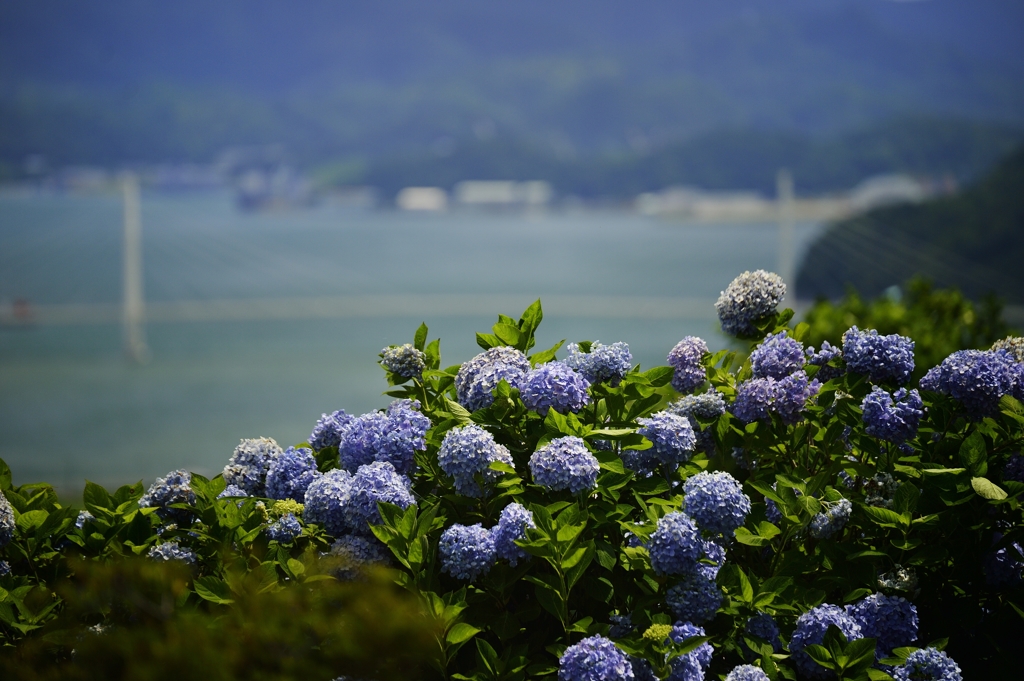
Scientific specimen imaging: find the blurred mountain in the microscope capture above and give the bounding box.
[796,142,1024,304]
[1,0,1022,168]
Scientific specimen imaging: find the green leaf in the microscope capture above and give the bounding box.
[445,398,474,425]
[446,622,482,645]
[520,299,543,334]
[971,477,1007,500]
[861,505,909,528]
[639,366,675,387]
[15,509,48,532]
[735,526,771,547]
[83,480,113,512]
[802,644,835,669]
[476,332,501,350]
[194,577,235,605]
[892,482,920,514]
[866,669,896,680]
[843,637,880,671]
[530,339,565,365]
[414,322,429,351]
[0,459,12,490]
[493,322,526,348]
[959,431,988,477]
[737,566,754,603]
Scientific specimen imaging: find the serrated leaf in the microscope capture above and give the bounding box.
[194,577,234,605]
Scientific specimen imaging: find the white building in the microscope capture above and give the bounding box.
[396,187,448,211]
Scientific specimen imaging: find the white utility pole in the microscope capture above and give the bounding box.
[122,172,149,363]
[776,168,796,296]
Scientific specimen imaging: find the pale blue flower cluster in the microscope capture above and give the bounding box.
[806,341,844,383]
[139,469,197,522]
[667,621,713,681]
[698,539,726,580]
[666,571,722,624]
[344,461,416,533]
[491,502,535,566]
[861,387,924,443]
[919,349,1023,419]
[338,399,430,475]
[303,469,354,536]
[437,424,514,497]
[991,335,1024,362]
[76,510,94,529]
[715,270,787,337]
[562,341,633,386]
[863,473,901,509]
[558,635,634,681]
[455,346,531,411]
[668,337,709,393]
[0,492,15,548]
[682,471,751,535]
[751,331,805,379]
[608,614,633,638]
[439,523,496,581]
[846,592,918,658]
[223,437,282,496]
[0,560,9,577]
[745,613,782,653]
[893,648,962,681]
[265,513,302,543]
[217,484,249,499]
[308,409,354,451]
[1004,453,1024,483]
[148,541,197,565]
[380,343,426,379]
[842,327,915,385]
[668,390,727,421]
[329,534,392,579]
[789,604,864,680]
[725,666,769,681]
[809,497,852,539]
[731,371,820,425]
[265,446,321,502]
[648,511,703,575]
[521,362,591,416]
[637,412,697,467]
[529,436,600,494]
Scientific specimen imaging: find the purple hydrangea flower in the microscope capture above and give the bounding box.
[439,523,496,582]
[919,349,1020,419]
[223,437,282,496]
[139,470,197,522]
[521,362,591,416]
[699,539,726,580]
[806,341,844,383]
[861,387,924,444]
[0,561,9,577]
[265,446,322,502]
[303,469,354,536]
[343,461,415,534]
[1004,453,1024,483]
[148,541,197,565]
[666,571,722,624]
[668,390,727,421]
[984,532,1024,588]
[380,343,426,379]
[732,371,820,425]
[491,502,535,566]
[637,412,697,468]
[0,493,16,549]
[682,471,751,535]
[715,270,787,337]
[667,621,713,681]
[216,484,250,499]
[846,593,918,658]
[725,666,770,681]
[751,330,805,379]
[558,635,635,681]
[790,604,864,680]
[649,512,703,576]
[809,497,852,539]
[609,614,634,639]
[562,341,633,386]
[455,346,531,411]
[893,648,962,681]
[530,436,600,494]
[309,410,355,451]
[265,513,302,543]
[329,534,392,580]
[668,337,709,393]
[745,613,783,653]
[437,424,514,497]
[842,327,915,385]
[338,400,430,475]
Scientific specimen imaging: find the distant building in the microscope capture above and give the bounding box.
[848,174,930,212]
[453,180,552,209]
[396,187,448,211]
[636,186,772,221]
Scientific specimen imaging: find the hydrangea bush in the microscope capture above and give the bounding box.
[1,273,1022,681]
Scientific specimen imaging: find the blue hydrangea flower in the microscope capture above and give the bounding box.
[148,541,197,565]
[842,327,915,385]
[436,424,513,497]
[223,437,282,496]
[328,534,392,579]
[725,666,770,681]
[491,502,535,566]
[265,446,321,502]
[609,614,634,639]
[682,471,751,535]
[380,343,427,379]
[699,539,726,580]
[309,410,355,451]
[667,621,713,681]
[666,571,723,624]
[810,497,852,539]
[621,448,659,477]
[861,387,924,444]
[558,635,635,681]
[732,371,820,425]
[562,341,633,386]
[75,510,95,529]
[530,436,600,494]
[303,469,354,536]
[745,613,783,653]
[806,341,845,383]
[439,523,496,582]
[1004,453,1024,483]
[846,593,918,658]
[217,484,250,499]
[649,512,703,576]
[343,461,415,534]
[893,648,962,681]
[751,331,805,379]
[521,362,591,416]
[139,470,197,522]
[0,492,15,549]
[455,346,531,412]
[790,605,864,680]
[919,349,1020,419]
[265,513,302,543]
[715,270,787,337]
[338,400,430,475]
[667,390,727,421]
[983,533,1024,588]
[668,337,709,393]
[637,412,697,468]
[0,560,10,577]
